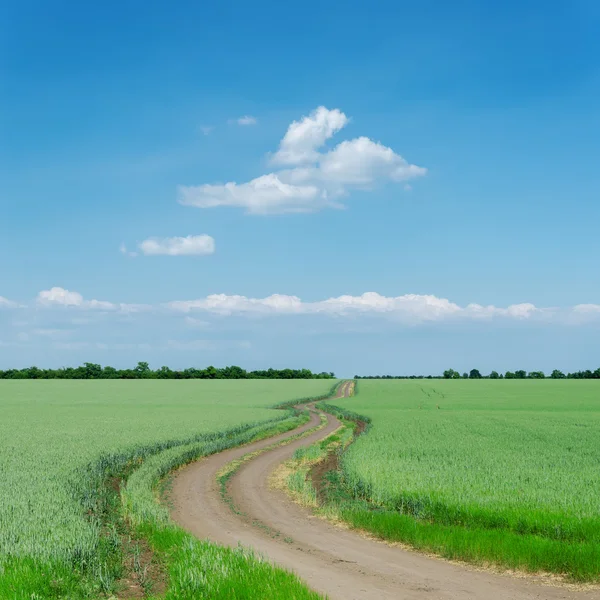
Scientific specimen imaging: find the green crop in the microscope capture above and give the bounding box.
[328,380,600,580]
[0,379,333,598]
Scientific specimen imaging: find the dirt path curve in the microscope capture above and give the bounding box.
[170,382,599,600]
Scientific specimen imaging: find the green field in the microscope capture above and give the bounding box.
[0,379,333,599]
[329,380,600,580]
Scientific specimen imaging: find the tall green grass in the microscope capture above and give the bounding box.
[325,380,600,580]
[123,411,322,599]
[0,379,333,598]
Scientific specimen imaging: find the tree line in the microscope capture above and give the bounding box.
[355,368,600,380]
[0,362,336,380]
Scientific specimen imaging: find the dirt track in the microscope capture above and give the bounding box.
[170,382,599,600]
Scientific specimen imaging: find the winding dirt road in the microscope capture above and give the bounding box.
[170,383,599,599]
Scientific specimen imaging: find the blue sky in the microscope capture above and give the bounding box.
[1,0,599,376]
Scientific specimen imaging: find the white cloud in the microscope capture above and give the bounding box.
[169,293,304,315]
[119,243,138,258]
[318,137,427,186]
[179,106,426,215]
[138,235,215,256]
[573,304,600,314]
[167,292,551,324]
[271,106,348,165]
[25,288,600,326]
[179,175,324,215]
[199,125,214,136]
[36,287,149,313]
[236,116,257,126]
[463,302,540,320]
[0,296,18,309]
[37,287,86,307]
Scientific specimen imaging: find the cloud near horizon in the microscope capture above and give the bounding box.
[0,287,592,325]
[167,292,545,322]
[36,287,149,313]
[179,106,426,215]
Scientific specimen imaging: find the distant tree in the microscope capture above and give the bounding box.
[514,370,527,379]
[103,366,118,379]
[505,371,515,379]
[83,363,103,379]
[134,362,151,377]
[489,370,500,379]
[469,369,482,379]
[462,372,469,379]
[204,366,219,379]
[443,369,461,379]
[156,366,173,379]
[528,371,545,379]
[222,365,247,379]
[24,366,42,379]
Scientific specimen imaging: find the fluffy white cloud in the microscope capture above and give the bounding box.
[236,115,257,126]
[36,287,148,313]
[179,175,324,215]
[167,292,551,324]
[37,287,86,307]
[179,106,426,215]
[271,106,348,166]
[138,235,215,256]
[16,288,600,326]
[463,302,540,320]
[318,137,427,186]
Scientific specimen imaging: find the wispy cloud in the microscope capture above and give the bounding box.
[167,292,546,323]
[199,125,214,136]
[138,235,215,257]
[232,115,257,126]
[120,235,215,257]
[0,296,18,309]
[119,243,138,258]
[36,287,149,313]
[184,316,211,328]
[180,106,426,215]
[14,287,600,326]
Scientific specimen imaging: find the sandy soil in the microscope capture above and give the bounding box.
[170,382,599,600]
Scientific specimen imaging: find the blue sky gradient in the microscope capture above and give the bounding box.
[1,0,599,375]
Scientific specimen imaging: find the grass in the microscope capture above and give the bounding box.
[123,409,324,599]
[321,380,600,581]
[0,379,334,598]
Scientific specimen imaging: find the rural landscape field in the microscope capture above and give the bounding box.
[326,380,600,579]
[1,376,598,599]
[0,379,335,599]
[4,1,600,599]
